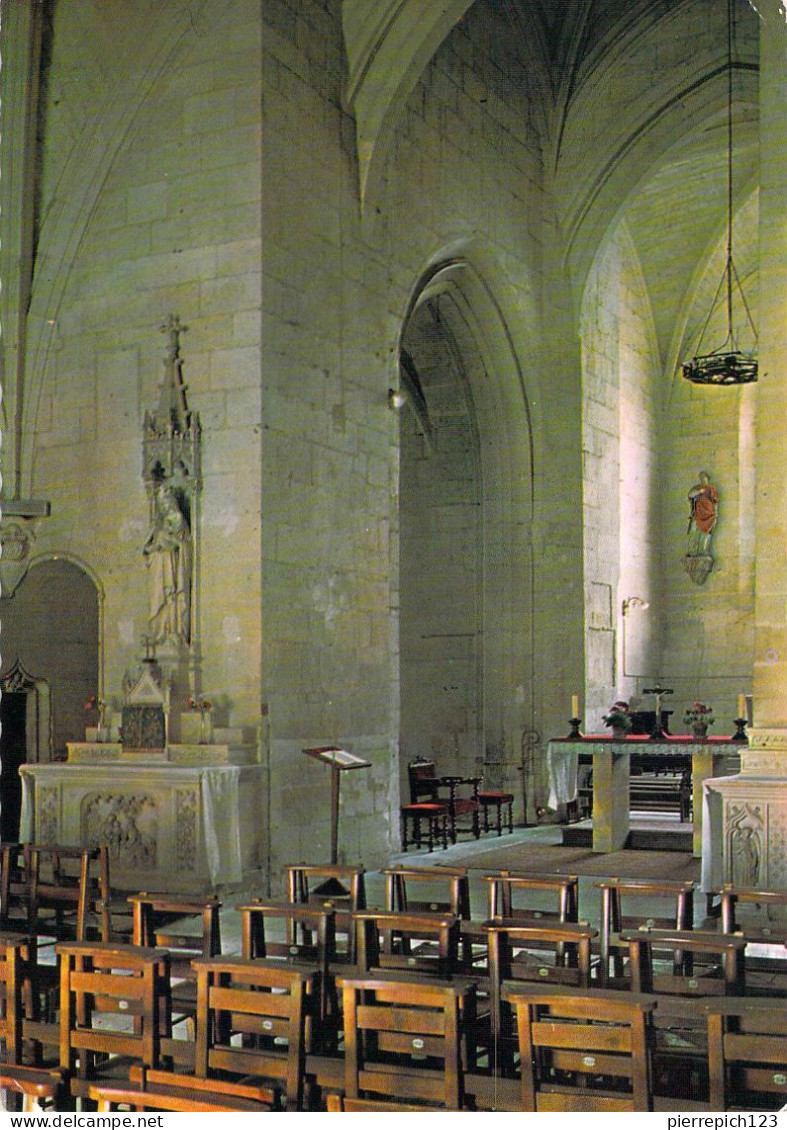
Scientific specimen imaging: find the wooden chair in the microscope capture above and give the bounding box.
[704,997,787,1111]
[621,928,749,1105]
[400,802,449,852]
[30,845,112,944]
[712,884,787,995]
[595,877,695,985]
[407,760,481,843]
[190,956,316,1111]
[715,883,787,939]
[57,941,173,1104]
[129,892,221,970]
[284,863,366,962]
[352,909,461,979]
[484,871,579,923]
[91,959,318,1112]
[622,928,748,997]
[237,896,338,1050]
[0,933,64,1111]
[338,973,475,1110]
[383,865,471,918]
[0,844,32,934]
[384,865,472,967]
[502,984,657,1111]
[477,787,514,836]
[128,891,222,1037]
[480,919,598,1075]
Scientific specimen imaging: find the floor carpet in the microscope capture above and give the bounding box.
[446,840,701,882]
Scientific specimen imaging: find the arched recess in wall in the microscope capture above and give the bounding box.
[397,257,535,818]
[0,555,102,769]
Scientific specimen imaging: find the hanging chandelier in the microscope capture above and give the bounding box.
[681,0,757,386]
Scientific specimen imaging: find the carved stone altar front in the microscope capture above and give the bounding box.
[20,740,264,893]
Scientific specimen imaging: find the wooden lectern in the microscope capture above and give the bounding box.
[303,747,371,863]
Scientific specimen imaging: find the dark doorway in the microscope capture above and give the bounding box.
[0,692,27,841]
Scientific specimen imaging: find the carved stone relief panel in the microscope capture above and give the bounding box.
[175,787,198,871]
[38,786,60,844]
[82,793,157,869]
[725,801,765,887]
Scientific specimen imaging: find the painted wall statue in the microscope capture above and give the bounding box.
[684,470,719,585]
[143,467,192,645]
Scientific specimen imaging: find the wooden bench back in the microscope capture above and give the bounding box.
[284,863,366,961]
[383,866,471,919]
[4,844,112,944]
[503,984,656,1112]
[594,878,696,985]
[704,997,787,1111]
[621,928,748,996]
[57,941,171,1086]
[340,973,474,1110]
[352,910,461,978]
[484,871,579,923]
[192,956,316,1111]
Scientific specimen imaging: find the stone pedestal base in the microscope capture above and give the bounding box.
[702,728,787,892]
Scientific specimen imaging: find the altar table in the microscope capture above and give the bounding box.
[20,741,265,892]
[547,736,742,855]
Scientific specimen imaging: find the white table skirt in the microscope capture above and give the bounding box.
[547,742,578,809]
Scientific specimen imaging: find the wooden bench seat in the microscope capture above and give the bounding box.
[629,775,691,821]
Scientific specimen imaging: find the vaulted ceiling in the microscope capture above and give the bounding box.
[342,0,760,366]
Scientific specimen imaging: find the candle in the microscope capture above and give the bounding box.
[571,695,580,718]
[737,694,746,719]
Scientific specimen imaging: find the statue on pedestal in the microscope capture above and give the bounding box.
[684,470,719,586]
[141,314,201,649]
[144,466,192,645]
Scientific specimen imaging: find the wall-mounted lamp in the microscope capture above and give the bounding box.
[388,388,406,410]
[622,595,650,616]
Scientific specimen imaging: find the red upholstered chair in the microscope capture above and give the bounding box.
[400,801,449,852]
[407,760,480,844]
[477,784,514,836]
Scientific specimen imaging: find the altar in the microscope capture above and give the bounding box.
[547,736,742,855]
[20,740,265,893]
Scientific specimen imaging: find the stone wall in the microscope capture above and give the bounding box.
[581,225,661,729]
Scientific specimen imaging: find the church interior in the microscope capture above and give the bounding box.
[1,0,786,1114]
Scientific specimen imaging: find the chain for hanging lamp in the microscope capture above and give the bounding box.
[682,0,757,386]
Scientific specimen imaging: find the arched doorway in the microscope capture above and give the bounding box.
[1,557,100,819]
[397,258,535,818]
[0,660,52,840]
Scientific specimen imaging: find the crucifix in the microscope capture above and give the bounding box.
[642,684,673,740]
[141,634,157,663]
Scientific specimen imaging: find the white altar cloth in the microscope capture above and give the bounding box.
[20,753,262,891]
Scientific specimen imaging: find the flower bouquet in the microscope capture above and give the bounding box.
[684,701,714,737]
[603,700,632,738]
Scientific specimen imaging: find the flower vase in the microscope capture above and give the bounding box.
[198,711,209,744]
[611,726,629,740]
[691,723,708,739]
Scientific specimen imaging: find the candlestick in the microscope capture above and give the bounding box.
[571,695,580,718]
[737,694,746,719]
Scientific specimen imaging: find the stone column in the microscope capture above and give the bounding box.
[752,4,787,738]
[704,6,787,895]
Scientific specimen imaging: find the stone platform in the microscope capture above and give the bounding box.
[561,817,693,853]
